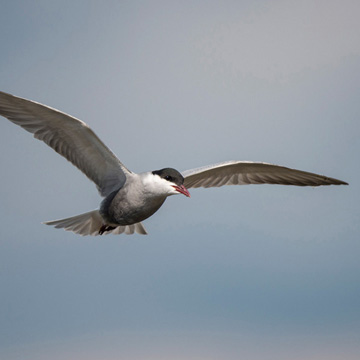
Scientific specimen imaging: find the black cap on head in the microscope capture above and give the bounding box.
[152,168,184,186]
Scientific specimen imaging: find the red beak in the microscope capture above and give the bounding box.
[173,184,191,197]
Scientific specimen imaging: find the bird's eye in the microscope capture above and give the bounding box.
[164,175,172,181]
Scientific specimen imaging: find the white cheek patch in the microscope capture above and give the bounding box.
[143,174,176,197]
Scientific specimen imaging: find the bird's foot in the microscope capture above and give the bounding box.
[99,224,117,235]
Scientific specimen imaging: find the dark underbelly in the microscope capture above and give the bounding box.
[100,191,166,225]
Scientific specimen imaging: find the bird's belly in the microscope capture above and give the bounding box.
[100,190,166,226]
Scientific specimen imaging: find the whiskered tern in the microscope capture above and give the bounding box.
[0,91,348,236]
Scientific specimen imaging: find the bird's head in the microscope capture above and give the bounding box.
[151,168,190,197]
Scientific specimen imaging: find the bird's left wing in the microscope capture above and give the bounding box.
[0,91,131,197]
[182,161,348,188]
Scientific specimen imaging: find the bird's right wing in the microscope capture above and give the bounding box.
[0,91,131,197]
[182,161,348,188]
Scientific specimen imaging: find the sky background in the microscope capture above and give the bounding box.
[0,1,359,359]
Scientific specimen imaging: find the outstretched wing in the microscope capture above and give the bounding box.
[0,91,131,197]
[182,161,348,188]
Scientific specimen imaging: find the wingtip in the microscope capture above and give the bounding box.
[333,179,349,186]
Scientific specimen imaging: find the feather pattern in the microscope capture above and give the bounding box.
[183,161,348,188]
[44,210,147,236]
[0,91,130,197]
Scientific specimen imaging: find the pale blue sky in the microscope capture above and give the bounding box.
[0,1,359,359]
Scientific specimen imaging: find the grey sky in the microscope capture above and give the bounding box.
[0,1,359,359]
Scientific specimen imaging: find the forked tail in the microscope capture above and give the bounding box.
[44,210,147,236]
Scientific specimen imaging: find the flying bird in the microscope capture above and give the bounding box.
[0,91,348,236]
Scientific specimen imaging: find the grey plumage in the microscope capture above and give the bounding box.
[0,91,129,197]
[183,161,347,188]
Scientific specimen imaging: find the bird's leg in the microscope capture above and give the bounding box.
[99,224,117,235]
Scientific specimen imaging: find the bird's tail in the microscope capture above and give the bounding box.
[43,210,147,236]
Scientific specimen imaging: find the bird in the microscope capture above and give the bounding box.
[0,91,348,236]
